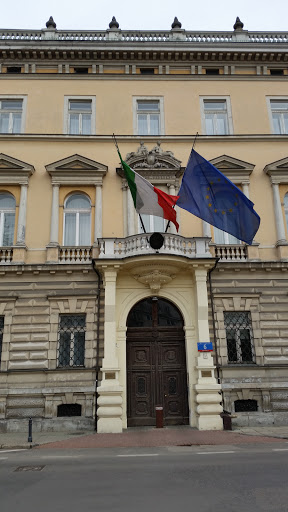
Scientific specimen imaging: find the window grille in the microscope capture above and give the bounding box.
[57,315,86,368]
[0,316,4,364]
[235,399,258,412]
[224,311,255,364]
[57,404,82,417]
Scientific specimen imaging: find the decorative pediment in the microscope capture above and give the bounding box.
[117,142,184,185]
[264,156,288,184]
[209,155,255,184]
[0,153,35,185]
[46,154,108,185]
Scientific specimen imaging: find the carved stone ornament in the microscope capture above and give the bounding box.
[125,142,182,171]
[130,264,178,292]
[46,16,57,29]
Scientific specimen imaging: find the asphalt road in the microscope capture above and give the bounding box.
[1,443,288,512]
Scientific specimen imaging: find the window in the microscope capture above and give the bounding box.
[0,316,4,365]
[269,100,288,134]
[134,98,164,135]
[201,98,232,135]
[63,194,91,246]
[234,400,258,412]
[224,311,255,364]
[0,99,23,133]
[0,193,16,246]
[205,68,220,75]
[139,214,165,233]
[64,96,96,135]
[57,314,86,367]
[214,227,240,245]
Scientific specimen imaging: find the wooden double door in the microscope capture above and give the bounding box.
[127,297,189,427]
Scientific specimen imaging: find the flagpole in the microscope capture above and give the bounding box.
[112,134,147,234]
[164,132,199,233]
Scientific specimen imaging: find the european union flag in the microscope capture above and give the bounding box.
[177,149,260,245]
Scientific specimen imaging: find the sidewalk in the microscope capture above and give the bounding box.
[1,426,288,450]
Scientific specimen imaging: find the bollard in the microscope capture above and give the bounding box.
[28,417,33,443]
[155,406,164,428]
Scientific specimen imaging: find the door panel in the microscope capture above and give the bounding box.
[127,298,189,427]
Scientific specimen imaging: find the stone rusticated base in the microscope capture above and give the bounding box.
[0,417,95,433]
[195,387,223,430]
[97,385,123,433]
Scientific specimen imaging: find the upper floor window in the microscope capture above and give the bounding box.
[0,193,16,246]
[201,98,232,135]
[270,100,288,134]
[63,193,91,246]
[139,214,165,234]
[134,97,164,136]
[57,314,86,368]
[214,227,241,245]
[64,97,96,135]
[0,99,23,133]
[0,316,4,365]
[224,311,255,364]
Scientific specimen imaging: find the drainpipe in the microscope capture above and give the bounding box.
[208,258,220,384]
[92,259,102,431]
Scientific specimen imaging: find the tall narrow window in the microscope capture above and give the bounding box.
[68,99,92,135]
[224,311,255,364]
[63,194,91,246]
[270,100,288,134]
[0,316,4,365]
[57,315,86,367]
[136,100,161,135]
[0,99,23,133]
[139,214,165,234]
[214,227,240,245]
[0,193,16,246]
[202,99,231,135]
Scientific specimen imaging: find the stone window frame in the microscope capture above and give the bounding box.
[62,192,92,246]
[63,96,96,135]
[200,96,233,136]
[213,294,263,366]
[0,95,27,134]
[132,96,165,136]
[266,96,288,135]
[47,296,97,371]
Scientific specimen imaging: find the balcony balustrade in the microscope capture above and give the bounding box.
[0,247,13,264]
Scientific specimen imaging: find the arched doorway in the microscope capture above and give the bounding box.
[126,297,189,426]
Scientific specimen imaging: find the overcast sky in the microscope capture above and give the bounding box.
[1,0,288,32]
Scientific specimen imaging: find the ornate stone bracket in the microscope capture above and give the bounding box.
[130,264,178,292]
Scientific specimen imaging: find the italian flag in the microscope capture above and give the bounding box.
[119,151,179,232]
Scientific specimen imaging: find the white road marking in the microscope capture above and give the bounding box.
[197,451,235,455]
[40,455,84,459]
[0,457,8,460]
[272,448,288,452]
[0,449,27,453]
[117,454,159,457]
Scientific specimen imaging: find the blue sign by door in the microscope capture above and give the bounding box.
[197,342,213,352]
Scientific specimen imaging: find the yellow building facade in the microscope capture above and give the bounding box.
[0,16,288,432]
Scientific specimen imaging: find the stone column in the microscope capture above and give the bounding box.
[272,182,287,244]
[127,187,135,236]
[94,184,102,241]
[13,184,28,263]
[97,266,123,433]
[193,267,223,430]
[46,184,59,263]
[16,184,28,245]
[202,221,211,238]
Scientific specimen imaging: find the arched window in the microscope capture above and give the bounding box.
[63,193,91,246]
[0,193,16,246]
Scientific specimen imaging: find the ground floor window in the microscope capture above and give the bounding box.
[224,311,255,364]
[57,314,86,367]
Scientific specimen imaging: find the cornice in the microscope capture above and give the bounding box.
[0,74,287,81]
[0,134,288,143]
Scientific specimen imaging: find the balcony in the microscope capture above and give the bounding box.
[0,247,13,264]
[213,244,248,261]
[98,234,211,260]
